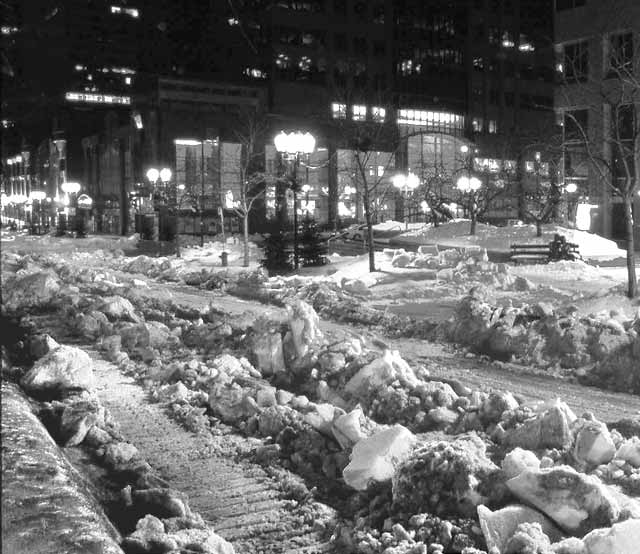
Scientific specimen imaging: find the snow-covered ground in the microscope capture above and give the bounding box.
[390,219,628,261]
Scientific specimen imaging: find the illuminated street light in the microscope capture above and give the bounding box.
[274,131,316,270]
[456,175,482,193]
[146,168,160,183]
[393,172,420,230]
[564,182,578,194]
[159,168,172,183]
[61,181,81,194]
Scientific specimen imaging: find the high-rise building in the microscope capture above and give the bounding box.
[554,0,640,241]
[1,0,168,202]
[2,0,558,232]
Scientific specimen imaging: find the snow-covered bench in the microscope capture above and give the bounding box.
[510,241,580,264]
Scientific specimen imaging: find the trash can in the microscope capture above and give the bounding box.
[220,251,228,267]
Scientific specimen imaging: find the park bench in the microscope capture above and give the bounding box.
[510,240,581,264]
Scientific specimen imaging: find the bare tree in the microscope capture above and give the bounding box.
[222,110,276,267]
[336,123,397,272]
[558,21,639,297]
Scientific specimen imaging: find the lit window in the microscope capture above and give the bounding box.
[74,64,85,71]
[472,117,483,132]
[519,42,535,52]
[244,67,266,79]
[555,62,564,73]
[488,120,498,134]
[332,102,347,119]
[502,32,515,48]
[125,8,139,17]
[298,56,312,72]
[228,17,239,25]
[125,76,132,85]
[352,105,367,121]
[372,106,386,122]
[1,26,19,35]
[87,74,93,81]
[110,5,122,13]
[275,53,290,68]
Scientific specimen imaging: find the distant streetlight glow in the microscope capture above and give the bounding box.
[159,168,172,183]
[456,175,482,193]
[274,130,316,269]
[393,172,420,230]
[146,168,160,183]
[61,181,81,194]
[565,182,578,194]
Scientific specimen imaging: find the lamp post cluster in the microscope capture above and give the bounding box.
[274,130,316,270]
[392,172,420,230]
[456,144,483,235]
[145,167,173,241]
[61,181,81,235]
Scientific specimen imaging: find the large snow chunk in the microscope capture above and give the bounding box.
[506,466,620,535]
[100,295,140,322]
[251,318,285,375]
[343,425,416,490]
[582,518,640,554]
[304,403,343,436]
[392,433,499,517]
[502,448,540,480]
[332,406,367,449]
[3,271,60,311]
[573,420,616,466]
[614,437,640,468]
[504,400,576,450]
[345,349,418,397]
[286,299,324,359]
[21,345,94,393]
[391,251,413,267]
[171,528,235,554]
[477,504,563,554]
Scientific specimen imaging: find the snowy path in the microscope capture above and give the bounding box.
[160,282,640,423]
[88,348,335,554]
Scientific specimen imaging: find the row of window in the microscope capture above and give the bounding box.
[558,31,634,82]
[331,103,386,122]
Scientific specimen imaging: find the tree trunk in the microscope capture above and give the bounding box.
[536,220,542,237]
[623,196,637,298]
[470,210,477,235]
[363,187,376,272]
[243,213,250,267]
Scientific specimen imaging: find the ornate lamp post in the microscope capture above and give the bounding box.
[29,190,46,233]
[392,172,420,231]
[146,167,172,240]
[61,181,81,236]
[456,174,482,235]
[274,131,316,270]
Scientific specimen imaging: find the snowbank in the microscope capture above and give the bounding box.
[397,221,627,261]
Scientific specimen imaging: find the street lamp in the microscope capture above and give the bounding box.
[274,130,316,269]
[146,167,172,240]
[392,172,420,230]
[456,175,482,235]
[61,181,81,236]
[29,190,46,234]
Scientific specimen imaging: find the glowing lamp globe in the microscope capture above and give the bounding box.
[159,168,172,183]
[61,182,81,194]
[146,168,160,183]
[565,183,578,194]
[29,190,47,201]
